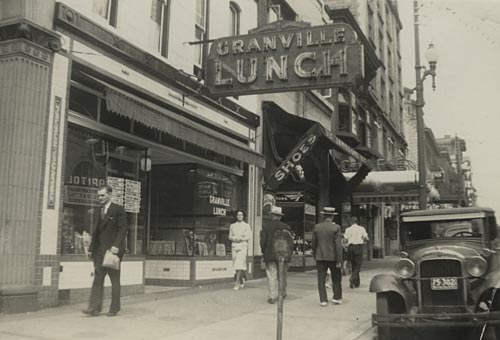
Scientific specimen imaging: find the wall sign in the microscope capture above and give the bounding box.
[206,22,363,96]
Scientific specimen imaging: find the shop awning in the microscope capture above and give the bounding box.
[343,170,420,204]
[84,75,265,168]
[263,101,370,190]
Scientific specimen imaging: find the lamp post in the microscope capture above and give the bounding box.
[414,0,439,209]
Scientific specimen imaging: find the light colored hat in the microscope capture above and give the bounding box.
[270,206,284,216]
[320,207,338,215]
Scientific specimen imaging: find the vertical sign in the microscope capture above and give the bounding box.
[47,96,62,208]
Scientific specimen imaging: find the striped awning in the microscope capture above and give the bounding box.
[105,86,264,167]
[82,74,264,168]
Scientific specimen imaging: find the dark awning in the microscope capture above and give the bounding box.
[85,75,265,168]
[343,170,419,204]
[263,101,370,190]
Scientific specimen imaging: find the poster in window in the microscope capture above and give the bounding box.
[164,241,176,255]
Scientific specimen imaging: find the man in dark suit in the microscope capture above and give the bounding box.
[312,207,343,306]
[82,185,128,317]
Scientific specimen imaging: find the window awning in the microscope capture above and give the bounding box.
[85,75,265,168]
[343,170,420,204]
[263,101,368,164]
[263,101,370,190]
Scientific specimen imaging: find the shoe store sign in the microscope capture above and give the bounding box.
[206,21,364,96]
[266,124,321,190]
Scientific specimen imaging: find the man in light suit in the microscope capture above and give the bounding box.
[82,185,128,317]
[312,207,343,306]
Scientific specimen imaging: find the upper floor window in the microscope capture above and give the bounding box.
[152,0,170,58]
[194,0,207,67]
[93,0,118,27]
[230,2,241,36]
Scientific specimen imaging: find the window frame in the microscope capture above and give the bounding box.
[229,1,241,36]
[194,0,207,67]
[158,0,171,58]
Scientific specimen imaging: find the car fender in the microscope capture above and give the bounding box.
[370,273,413,312]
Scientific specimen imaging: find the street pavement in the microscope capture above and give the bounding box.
[0,258,398,340]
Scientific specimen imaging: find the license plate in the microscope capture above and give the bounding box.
[431,277,458,290]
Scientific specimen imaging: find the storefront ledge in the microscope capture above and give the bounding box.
[0,287,40,314]
[146,277,233,287]
[145,256,232,261]
[59,254,146,262]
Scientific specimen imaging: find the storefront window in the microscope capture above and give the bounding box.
[149,164,243,257]
[62,125,147,255]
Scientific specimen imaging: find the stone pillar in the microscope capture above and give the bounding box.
[0,20,61,313]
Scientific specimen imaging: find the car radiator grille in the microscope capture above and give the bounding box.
[420,259,465,307]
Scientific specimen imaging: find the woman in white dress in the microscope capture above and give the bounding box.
[229,210,251,290]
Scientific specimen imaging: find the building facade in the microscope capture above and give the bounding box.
[1,0,414,312]
[0,0,265,312]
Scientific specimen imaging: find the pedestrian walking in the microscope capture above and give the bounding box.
[342,232,351,276]
[260,206,292,304]
[312,207,343,306]
[82,185,128,317]
[229,210,251,290]
[344,217,369,289]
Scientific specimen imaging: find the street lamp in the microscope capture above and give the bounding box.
[414,0,439,209]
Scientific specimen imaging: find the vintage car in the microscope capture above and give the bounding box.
[370,207,500,339]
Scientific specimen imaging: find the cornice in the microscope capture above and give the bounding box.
[0,19,61,53]
[0,39,52,64]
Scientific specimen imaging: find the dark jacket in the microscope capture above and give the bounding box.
[312,220,343,262]
[89,203,128,260]
[260,219,292,263]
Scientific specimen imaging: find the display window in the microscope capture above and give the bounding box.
[276,191,317,256]
[62,125,147,255]
[149,164,243,257]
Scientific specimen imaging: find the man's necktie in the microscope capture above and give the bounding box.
[100,206,106,219]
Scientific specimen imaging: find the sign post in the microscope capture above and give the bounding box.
[272,229,294,340]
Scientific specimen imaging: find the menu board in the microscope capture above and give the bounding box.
[107,176,141,213]
[124,179,141,213]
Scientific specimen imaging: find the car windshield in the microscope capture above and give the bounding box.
[402,218,485,242]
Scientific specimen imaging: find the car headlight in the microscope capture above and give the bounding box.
[466,256,487,277]
[395,258,415,279]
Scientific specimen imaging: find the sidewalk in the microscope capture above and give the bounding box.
[0,257,398,340]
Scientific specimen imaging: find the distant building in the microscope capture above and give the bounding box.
[403,88,473,208]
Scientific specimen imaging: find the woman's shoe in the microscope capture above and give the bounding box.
[233,286,240,290]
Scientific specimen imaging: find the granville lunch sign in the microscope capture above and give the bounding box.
[206,21,364,97]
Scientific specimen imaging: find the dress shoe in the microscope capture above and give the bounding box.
[267,298,276,304]
[331,299,342,305]
[82,309,99,316]
[106,310,120,317]
[320,302,328,307]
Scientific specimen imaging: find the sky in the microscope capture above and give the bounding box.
[398,0,500,212]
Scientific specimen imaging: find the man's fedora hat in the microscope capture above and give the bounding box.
[270,206,284,216]
[320,207,338,215]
